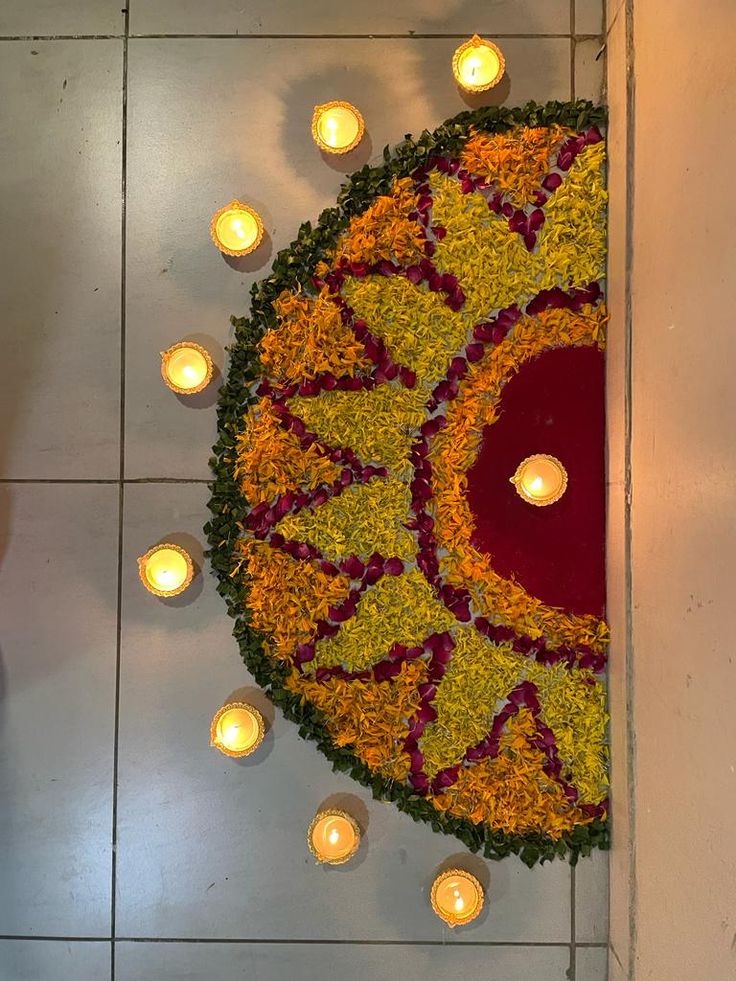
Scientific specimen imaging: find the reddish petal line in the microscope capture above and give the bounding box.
[330,289,420,388]
[264,176,465,404]
[308,638,422,685]
[295,627,457,799]
[257,291,418,399]
[491,125,604,250]
[401,630,456,795]
[429,680,606,819]
[263,397,392,480]
[314,176,435,294]
[314,255,466,313]
[260,368,382,400]
[265,533,324,566]
[307,174,466,314]
[245,464,388,539]
[292,556,407,669]
[554,125,604,173]
[427,285,603,413]
[422,126,603,252]
[474,617,606,673]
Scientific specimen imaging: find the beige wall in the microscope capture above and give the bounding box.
[607,1,736,977]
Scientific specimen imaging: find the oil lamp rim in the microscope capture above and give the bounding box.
[160,341,214,395]
[210,199,265,257]
[430,867,485,927]
[307,807,362,864]
[510,453,569,507]
[452,34,506,93]
[311,100,365,155]
[209,701,266,759]
[137,542,195,597]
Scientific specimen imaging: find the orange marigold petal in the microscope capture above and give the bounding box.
[430,709,594,838]
[288,659,428,780]
[333,177,426,267]
[261,289,368,384]
[238,541,351,659]
[235,398,341,506]
[460,126,571,207]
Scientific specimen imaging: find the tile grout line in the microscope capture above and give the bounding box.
[115,938,587,948]
[570,0,576,101]
[0,937,114,943]
[0,478,212,484]
[132,32,593,40]
[0,32,602,42]
[110,5,130,979]
[0,935,605,947]
[570,864,577,979]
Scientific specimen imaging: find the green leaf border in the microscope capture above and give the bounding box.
[205,100,610,867]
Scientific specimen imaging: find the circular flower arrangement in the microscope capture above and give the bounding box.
[207,101,609,866]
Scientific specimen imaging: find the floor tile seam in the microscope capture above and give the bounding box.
[570,0,577,101]
[0,32,604,41]
[570,862,577,979]
[111,11,130,981]
[128,32,581,39]
[0,478,211,484]
[0,936,579,947]
[115,939,575,947]
[110,480,124,966]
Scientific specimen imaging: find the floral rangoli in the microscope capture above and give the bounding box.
[207,101,609,865]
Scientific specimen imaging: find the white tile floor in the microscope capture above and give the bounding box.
[0,2,607,979]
